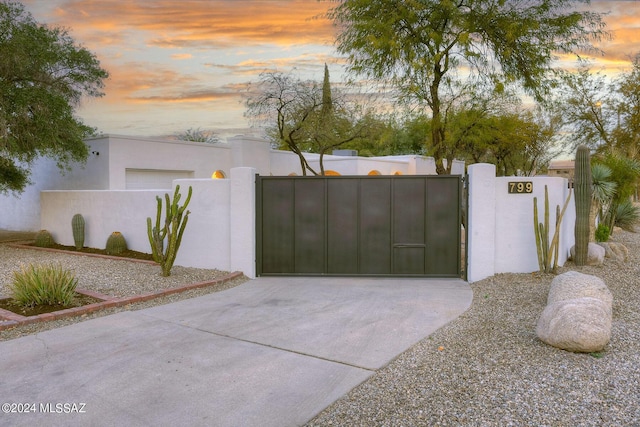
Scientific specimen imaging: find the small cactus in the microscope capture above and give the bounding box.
[105,231,127,255]
[34,230,55,248]
[71,213,85,250]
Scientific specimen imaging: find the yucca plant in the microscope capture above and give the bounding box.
[9,263,78,307]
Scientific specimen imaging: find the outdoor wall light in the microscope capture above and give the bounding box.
[211,170,226,179]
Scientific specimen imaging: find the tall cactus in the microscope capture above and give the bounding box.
[533,185,572,273]
[71,213,85,250]
[574,145,592,266]
[146,185,192,277]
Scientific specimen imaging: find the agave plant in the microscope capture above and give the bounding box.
[614,199,640,231]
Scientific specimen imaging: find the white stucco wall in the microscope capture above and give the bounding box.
[467,164,497,283]
[0,148,109,231]
[494,176,574,274]
[40,168,257,276]
[467,163,575,282]
[229,136,271,176]
[40,189,162,252]
[100,135,232,189]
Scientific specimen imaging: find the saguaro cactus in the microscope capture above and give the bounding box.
[146,185,192,277]
[574,145,592,266]
[71,213,85,250]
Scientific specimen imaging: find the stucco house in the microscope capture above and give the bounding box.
[0,134,464,232]
[0,135,574,282]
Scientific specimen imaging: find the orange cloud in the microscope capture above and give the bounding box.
[43,0,336,49]
[589,1,640,66]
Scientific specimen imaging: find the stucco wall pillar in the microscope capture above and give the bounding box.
[230,167,257,278]
[467,163,496,282]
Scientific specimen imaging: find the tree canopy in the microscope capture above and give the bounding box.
[329,0,607,174]
[245,67,372,175]
[555,54,640,158]
[0,1,108,193]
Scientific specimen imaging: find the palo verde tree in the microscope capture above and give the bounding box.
[245,70,323,175]
[557,55,640,158]
[328,0,608,174]
[296,64,371,175]
[245,66,371,175]
[0,1,108,194]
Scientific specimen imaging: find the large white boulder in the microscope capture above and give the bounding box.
[536,297,612,353]
[547,271,612,314]
[537,271,613,353]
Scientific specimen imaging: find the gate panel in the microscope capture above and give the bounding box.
[393,178,426,274]
[327,179,359,274]
[359,179,392,274]
[261,179,294,274]
[294,179,326,273]
[426,177,461,275]
[257,175,461,277]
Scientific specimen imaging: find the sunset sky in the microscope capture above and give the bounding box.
[20,0,640,140]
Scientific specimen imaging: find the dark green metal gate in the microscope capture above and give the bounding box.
[256,175,461,277]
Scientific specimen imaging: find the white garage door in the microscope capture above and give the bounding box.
[125,169,194,190]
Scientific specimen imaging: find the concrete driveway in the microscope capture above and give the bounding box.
[0,276,472,427]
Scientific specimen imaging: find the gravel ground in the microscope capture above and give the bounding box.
[0,244,247,341]
[306,229,640,427]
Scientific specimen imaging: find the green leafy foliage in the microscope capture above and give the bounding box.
[0,1,109,194]
[328,0,607,173]
[9,263,78,307]
[556,54,640,158]
[597,153,640,232]
[595,224,610,243]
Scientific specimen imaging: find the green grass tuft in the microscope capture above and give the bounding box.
[9,263,78,307]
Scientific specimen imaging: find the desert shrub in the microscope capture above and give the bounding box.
[614,200,640,231]
[9,263,78,307]
[595,223,610,242]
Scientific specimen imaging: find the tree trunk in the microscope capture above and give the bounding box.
[589,201,599,241]
[430,66,447,175]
